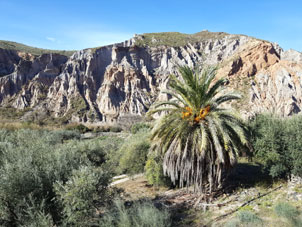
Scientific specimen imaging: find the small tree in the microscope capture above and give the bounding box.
[149,66,249,193]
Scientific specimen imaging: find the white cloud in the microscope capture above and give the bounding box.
[46,37,56,42]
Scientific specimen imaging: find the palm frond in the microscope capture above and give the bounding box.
[149,66,250,193]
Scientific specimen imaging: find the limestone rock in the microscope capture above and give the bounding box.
[281,49,302,63]
[0,32,302,124]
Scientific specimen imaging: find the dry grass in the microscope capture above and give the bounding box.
[114,175,169,200]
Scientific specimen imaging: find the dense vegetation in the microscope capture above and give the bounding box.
[249,114,302,179]
[0,128,170,226]
[1,112,302,226]
[0,40,75,56]
[1,66,302,225]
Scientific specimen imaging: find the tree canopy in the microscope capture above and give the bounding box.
[149,66,250,193]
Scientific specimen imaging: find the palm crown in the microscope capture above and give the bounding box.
[149,66,249,193]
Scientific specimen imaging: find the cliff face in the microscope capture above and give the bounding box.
[217,39,302,117]
[0,32,302,124]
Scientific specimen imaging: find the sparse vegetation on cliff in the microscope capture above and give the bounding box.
[0,40,75,56]
[134,31,238,47]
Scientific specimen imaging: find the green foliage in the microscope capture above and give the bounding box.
[145,152,171,187]
[0,40,75,56]
[53,129,81,141]
[0,130,83,225]
[67,123,90,133]
[97,136,125,175]
[92,125,123,133]
[237,211,263,225]
[22,196,55,227]
[149,66,249,192]
[249,114,302,178]
[99,199,171,227]
[54,166,112,226]
[109,125,123,133]
[225,211,263,227]
[0,129,115,226]
[134,31,234,47]
[93,125,111,132]
[131,122,151,134]
[119,131,150,175]
[0,107,32,120]
[274,202,302,226]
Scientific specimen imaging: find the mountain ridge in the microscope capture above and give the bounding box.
[0,31,301,125]
[0,40,75,57]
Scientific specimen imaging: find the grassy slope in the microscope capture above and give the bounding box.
[0,31,241,56]
[0,40,75,56]
[134,31,242,47]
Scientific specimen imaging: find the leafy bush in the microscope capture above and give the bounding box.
[131,122,150,134]
[21,196,55,227]
[91,125,123,133]
[100,199,171,227]
[54,166,112,226]
[145,152,171,187]
[93,125,110,132]
[274,202,302,226]
[66,123,90,133]
[249,114,302,178]
[0,129,115,226]
[94,136,125,175]
[119,131,150,175]
[0,130,82,225]
[109,125,123,133]
[237,211,263,225]
[225,210,263,227]
[54,129,81,141]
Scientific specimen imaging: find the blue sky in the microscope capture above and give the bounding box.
[0,0,301,51]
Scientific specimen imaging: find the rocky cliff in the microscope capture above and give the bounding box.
[0,31,301,124]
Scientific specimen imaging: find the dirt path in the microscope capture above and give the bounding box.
[110,174,143,186]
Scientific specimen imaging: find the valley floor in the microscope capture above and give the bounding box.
[114,163,302,227]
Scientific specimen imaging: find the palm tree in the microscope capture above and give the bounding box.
[149,66,250,193]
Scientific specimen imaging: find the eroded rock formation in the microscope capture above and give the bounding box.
[0,32,301,124]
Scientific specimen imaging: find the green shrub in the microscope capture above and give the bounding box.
[0,130,90,225]
[225,219,241,227]
[99,199,171,227]
[54,129,81,141]
[119,131,150,175]
[109,125,123,133]
[274,202,302,226]
[95,136,125,175]
[93,125,110,132]
[0,129,114,226]
[249,114,302,179]
[69,123,90,133]
[237,211,263,225]
[22,196,55,227]
[54,166,112,226]
[145,152,171,187]
[91,125,123,133]
[225,211,263,227]
[131,122,150,134]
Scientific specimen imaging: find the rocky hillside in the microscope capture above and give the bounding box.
[0,31,301,124]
